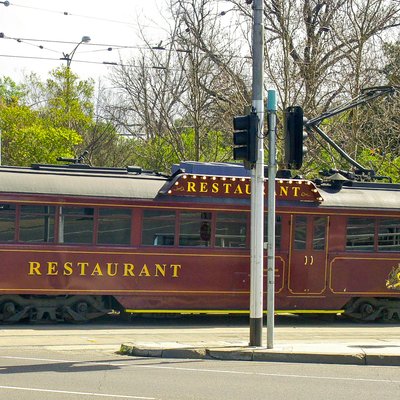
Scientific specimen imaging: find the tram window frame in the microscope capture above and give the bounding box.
[179,211,212,247]
[313,216,327,250]
[346,217,375,251]
[378,218,400,252]
[294,215,307,250]
[0,204,16,242]
[97,208,132,246]
[60,206,95,245]
[141,209,176,246]
[215,211,248,248]
[19,205,55,243]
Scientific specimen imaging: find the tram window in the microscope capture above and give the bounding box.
[294,215,307,250]
[346,217,375,251]
[142,210,175,246]
[98,208,131,245]
[61,206,94,244]
[0,204,16,242]
[313,217,326,250]
[264,215,282,249]
[378,218,400,252]
[179,211,212,247]
[215,212,247,248]
[19,205,55,243]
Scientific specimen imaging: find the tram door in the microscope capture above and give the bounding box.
[288,215,328,294]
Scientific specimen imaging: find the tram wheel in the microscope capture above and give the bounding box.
[359,302,376,319]
[0,295,111,323]
[344,297,400,323]
[1,301,17,321]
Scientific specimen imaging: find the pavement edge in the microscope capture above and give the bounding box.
[118,344,387,365]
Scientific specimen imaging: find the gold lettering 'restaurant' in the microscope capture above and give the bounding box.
[279,186,301,197]
[169,175,323,202]
[182,180,306,198]
[28,261,182,278]
[185,181,251,196]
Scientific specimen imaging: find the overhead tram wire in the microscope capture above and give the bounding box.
[0,53,180,71]
[0,35,169,68]
[3,36,61,54]
[0,35,196,56]
[0,35,149,52]
[7,1,137,28]
[1,2,252,59]
[0,35,250,71]
[0,33,252,61]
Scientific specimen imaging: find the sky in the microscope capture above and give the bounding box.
[0,0,168,83]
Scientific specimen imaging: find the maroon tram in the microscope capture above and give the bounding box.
[0,161,399,323]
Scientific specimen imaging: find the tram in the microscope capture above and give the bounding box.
[0,161,399,323]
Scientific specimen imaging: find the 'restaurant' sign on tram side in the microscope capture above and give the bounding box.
[161,174,323,203]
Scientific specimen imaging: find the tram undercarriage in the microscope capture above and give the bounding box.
[0,295,111,323]
[344,297,400,322]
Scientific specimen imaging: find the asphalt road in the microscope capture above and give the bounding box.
[0,315,399,399]
[0,348,399,400]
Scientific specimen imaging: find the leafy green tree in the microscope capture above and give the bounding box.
[24,67,94,135]
[357,149,400,182]
[0,74,84,166]
[0,77,25,105]
[130,128,231,172]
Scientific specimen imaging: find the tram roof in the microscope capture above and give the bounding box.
[0,166,167,199]
[319,184,400,210]
[0,164,399,210]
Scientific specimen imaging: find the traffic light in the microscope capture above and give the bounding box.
[233,112,259,165]
[284,105,307,169]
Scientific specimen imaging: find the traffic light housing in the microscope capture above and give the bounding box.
[233,112,259,165]
[284,106,307,169]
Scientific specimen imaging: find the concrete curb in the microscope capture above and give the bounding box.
[365,354,400,366]
[119,344,400,366]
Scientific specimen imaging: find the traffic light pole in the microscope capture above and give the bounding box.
[266,90,277,349]
[249,0,264,347]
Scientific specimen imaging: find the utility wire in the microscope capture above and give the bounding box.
[1,35,149,51]
[4,36,61,54]
[10,1,137,27]
[0,53,116,64]
[0,53,174,70]
[0,35,250,59]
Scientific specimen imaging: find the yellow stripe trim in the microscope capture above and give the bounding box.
[125,309,344,315]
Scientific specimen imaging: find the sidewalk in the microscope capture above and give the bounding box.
[1,314,398,366]
[119,320,400,366]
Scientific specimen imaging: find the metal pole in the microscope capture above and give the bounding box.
[267,89,277,349]
[249,0,264,347]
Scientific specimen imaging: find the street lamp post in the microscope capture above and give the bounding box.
[60,36,90,129]
[60,36,91,67]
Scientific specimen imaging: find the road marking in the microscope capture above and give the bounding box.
[0,356,74,363]
[129,364,400,384]
[1,355,398,385]
[0,356,127,366]
[0,385,155,399]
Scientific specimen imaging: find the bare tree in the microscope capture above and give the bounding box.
[104,0,253,169]
[243,0,400,172]
[102,0,399,176]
